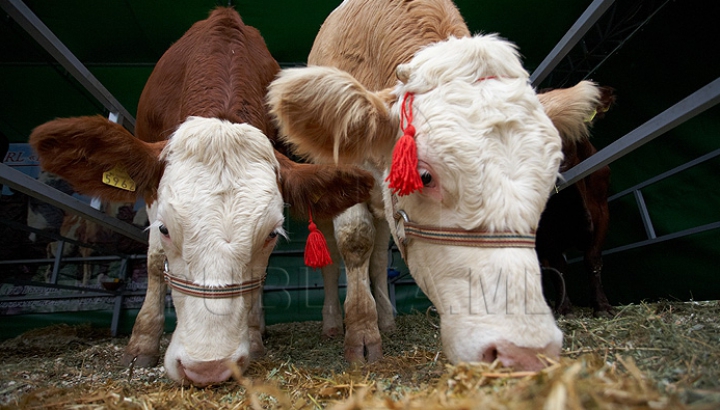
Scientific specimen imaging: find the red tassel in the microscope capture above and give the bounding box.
[386,92,423,196]
[305,212,332,269]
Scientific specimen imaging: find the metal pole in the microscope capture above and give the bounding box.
[530,0,616,87]
[0,0,136,133]
[558,77,720,191]
[0,164,148,244]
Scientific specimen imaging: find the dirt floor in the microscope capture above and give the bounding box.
[1,300,719,409]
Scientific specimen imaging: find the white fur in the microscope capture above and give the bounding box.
[396,34,528,95]
[269,33,571,367]
[155,117,284,380]
[384,36,562,362]
[391,39,562,233]
[385,36,564,363]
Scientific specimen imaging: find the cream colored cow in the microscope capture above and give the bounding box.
[268,0,604,369]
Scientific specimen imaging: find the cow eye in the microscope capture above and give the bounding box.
[420,170,433,187]
[158,224,169,236]
[264,230,280,247]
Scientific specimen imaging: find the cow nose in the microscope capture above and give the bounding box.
[480,339,561,371]
[179,358,240,386]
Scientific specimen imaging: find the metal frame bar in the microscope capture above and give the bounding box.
[566,150,720,264]
[558,77,720,191]
[110,258,129,336]
[48,240,64,283]
[0,163,147,244]
[532,0,720,267]
[0,215,131,260]
[579,0,669,82]
[633,190,656,239]
[609,147,720,202]
[544,0,670,88]
[562,128,720,266]
[569,221,720,264]
[0,0,136,133]
[530,0,616,86]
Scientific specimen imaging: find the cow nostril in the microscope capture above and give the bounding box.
[482,346,499,363]
[485,340,555,371]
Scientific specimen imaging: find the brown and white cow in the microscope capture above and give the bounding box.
[29,7,373,386]
[536,89,615,317]
[268,0,607,370]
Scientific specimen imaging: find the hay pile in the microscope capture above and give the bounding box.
[1,300,719,409]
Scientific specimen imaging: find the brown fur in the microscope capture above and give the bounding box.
[269,0,469,165]
[268,67,398,164]
[29,116,166,204]
[30,7,372,216]
[134,8,281,141]
[537,87,616,316]
[274,151,374,219]
[29,7,375,371]
[538,83,615,145]
[309,0,469,90]
[269,0,473,364]
[268,0,617,362]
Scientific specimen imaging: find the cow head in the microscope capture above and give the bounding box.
[269,34,603,370]
[30,115,374,385]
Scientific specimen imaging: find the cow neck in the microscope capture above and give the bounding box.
[163,258,264,298]
[390,194,536,259]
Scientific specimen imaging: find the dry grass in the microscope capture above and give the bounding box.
[1,300,719,409]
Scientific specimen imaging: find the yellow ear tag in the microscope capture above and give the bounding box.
[585,109,598,123]
[102,166,136,192]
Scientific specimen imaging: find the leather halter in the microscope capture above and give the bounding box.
[391,198,536,258]
[163,259,264,299]
[389,75,535,256]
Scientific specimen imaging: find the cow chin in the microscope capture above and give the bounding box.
[164,332,250,387]
[162,294,254,386]
[439,312,563,371]
[406,246,564,372]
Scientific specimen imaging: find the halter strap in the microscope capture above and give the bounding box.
[403,221,536,248]
[391,195,535,258]
[163,259,264,299]
[476,75,498,82]
[394,209,535,248]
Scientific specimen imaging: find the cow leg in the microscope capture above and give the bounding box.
[334,203,382,363]
[122,248,166,367]
[370,218,395,333]
[80,247,92,286]
[44,242,56,282]
[248,290,266,358]
[584,171,613,317]
[122,204,166,368]
[318,218,344,339]
[584,253,613,318]
[540,255,574,316]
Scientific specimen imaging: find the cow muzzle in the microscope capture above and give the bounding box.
[176,357,247,387]
[479,339,561,371]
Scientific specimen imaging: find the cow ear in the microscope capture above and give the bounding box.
[538,81,612,143]
[29,115,166,204]
[268,66,399,165]
[274,151,374,219]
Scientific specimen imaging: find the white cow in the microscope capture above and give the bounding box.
[268,0,605,370]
